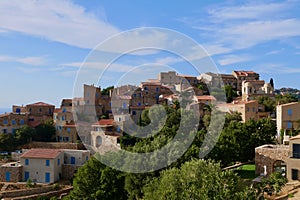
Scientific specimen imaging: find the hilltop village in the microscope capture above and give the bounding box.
[0,70,300,199]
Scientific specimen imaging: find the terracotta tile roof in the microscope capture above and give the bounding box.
[94,119,114,126]
[21,148,63,159]
[63,121,77,128]
[0,112,11,118]
[54,108,62,113]
[178,74,196,78]
[27,102,54,107]
[197,95,216,101]
[233,70,258,76]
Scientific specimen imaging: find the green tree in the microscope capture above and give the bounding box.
[0,133,13,151]
[255,96,276,112]
[14,125,35,146]
[32,121,56,142]
[101,86,114,96]
[224,85,237,103]
[67,157,127,200]
[143,159,257,200]
[276,93,298,105]
[270,78,274,89]
[260,172,287,196]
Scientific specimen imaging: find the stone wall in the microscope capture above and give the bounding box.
[255,144,289,176]
[0,185,54,199]
[62,164,81,180]
[12,186,73,200]
[20,141,85,150]
[0,164,22,182]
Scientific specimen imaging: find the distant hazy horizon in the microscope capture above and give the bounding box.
[0,108,11,114]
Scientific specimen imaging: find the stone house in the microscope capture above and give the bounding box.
[199,72,237,89]
[241,80,274,101]
[216,100,259,122]
[277,102,300,136]
[54,99,78,143]
[0,112,28,134]
[0,162,23,182]
[255,135,300,181]
[90,119,121,154]
[158,71,181,85]
[20,148,64,183]
[0,148,91,183]
[232,70,259,92]
[26,102,55,127]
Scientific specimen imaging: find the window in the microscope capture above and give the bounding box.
[3,119,7,125]
[252,107,256,112]
[39,108,42,112]
[62,108,66,113]
[288,109,293,116]
[3,129,7,134]
[133,94,137,97]
[86,156,88,161]
[138,102,141,106]
[292,169,299,180]
[20,119,25,125]
[25,159,29,165]
[46,159,50,166]
[16,108,21,114]
[156,87,159,92]
[123,102,127,109]
[61,116,65,121]
[132,111,136,115]
[58,159,60,166]
[246,107,250,112]
[293,144,300,158]
[67,128,71,133]
[287,121,292,129]
[12,119,16,125]
[144,87,148,91]
[12,129,15,134]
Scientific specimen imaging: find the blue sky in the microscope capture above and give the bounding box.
[0,0,300,108]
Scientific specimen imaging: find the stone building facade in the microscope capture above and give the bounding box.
[0,162,23,182]
[255,144,289,177]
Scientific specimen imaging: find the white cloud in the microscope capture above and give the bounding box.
[218,54,252,66]
[202,44,232,56]
[0,0,120,49]
[0,55,47,66]
[182,1,300,54]
[208,2,291,22]
[60,61,134,72]
[253,63,300,74]
[265,49,283,55]
[221,19,300,49]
